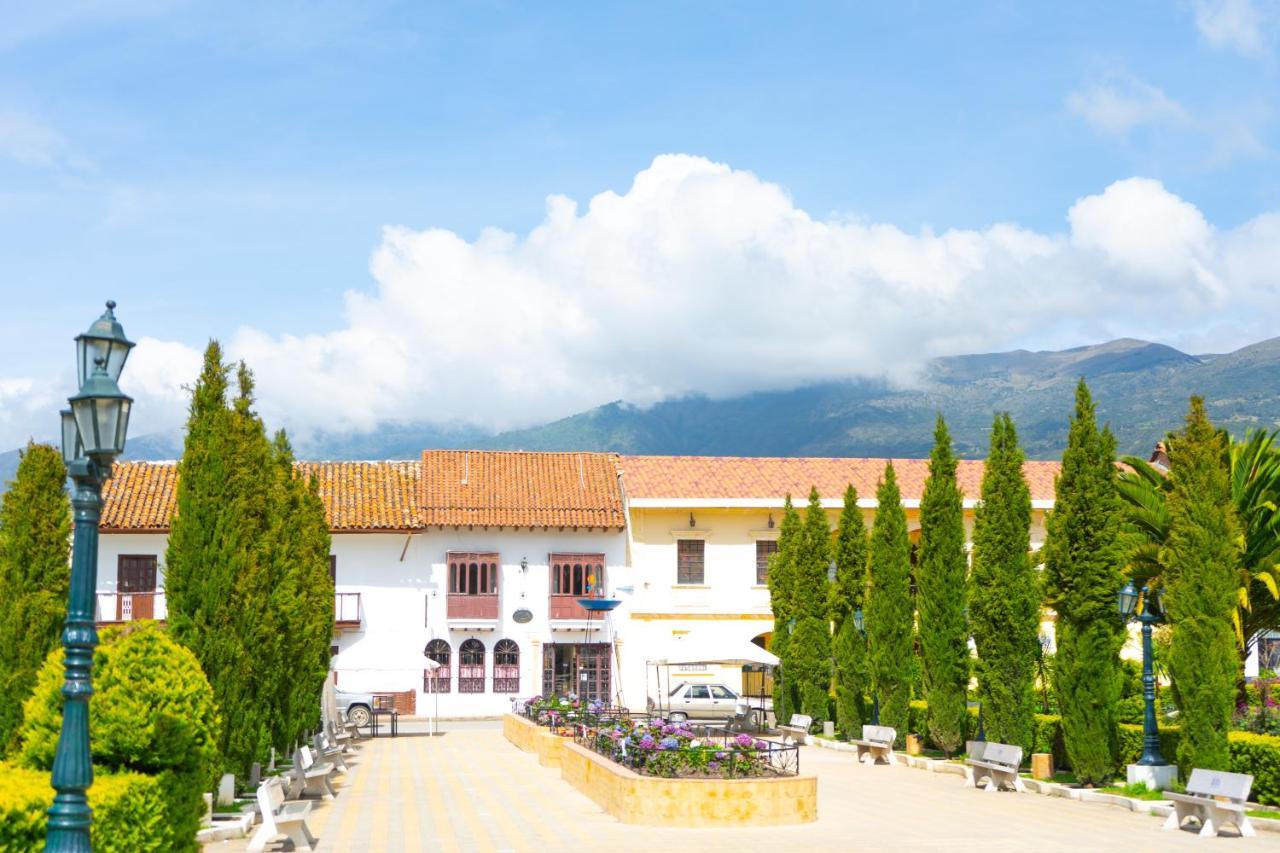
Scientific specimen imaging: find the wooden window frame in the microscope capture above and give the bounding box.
[425,640,451,693]
[755,540,778,585]
[493,639,520,693]
[447,551,500,596]
[676,539,705,585]
[458,638,486,694]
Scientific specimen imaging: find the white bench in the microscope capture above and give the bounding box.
[964,741,1025,792]
[851,725,896,765]
[313,731,348,772]
[778,713,813,745]
[292,746,337,800]
[1164,768,1256,838]
[248,778,316,852]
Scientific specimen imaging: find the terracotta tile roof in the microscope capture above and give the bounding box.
[100,460,424,532]
[620,455,1060,503]
[420,450,625,529]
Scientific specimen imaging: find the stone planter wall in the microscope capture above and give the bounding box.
[503,712,567,767]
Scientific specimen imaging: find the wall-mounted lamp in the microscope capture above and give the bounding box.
[689,512,696,528]
[767,513,775,529]
[520,556,528,573]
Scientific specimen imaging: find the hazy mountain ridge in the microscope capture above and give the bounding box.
[4,336,1278,488]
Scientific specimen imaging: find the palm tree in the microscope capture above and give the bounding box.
[1117,427,1280,673]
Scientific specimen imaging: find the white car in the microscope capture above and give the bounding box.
[659,682,745,722]
[335,689,373,727]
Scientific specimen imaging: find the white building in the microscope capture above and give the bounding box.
[98,450,631,718]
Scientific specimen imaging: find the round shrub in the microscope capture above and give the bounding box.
[17,622,221,852]
[0,762,166,852]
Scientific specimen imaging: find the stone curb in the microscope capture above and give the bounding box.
[807,737,1280,833]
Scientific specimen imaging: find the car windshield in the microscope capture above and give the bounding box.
[668,682,688,697]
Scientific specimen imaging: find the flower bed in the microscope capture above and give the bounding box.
[576,717,799,778]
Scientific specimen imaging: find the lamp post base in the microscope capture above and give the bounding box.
[1127,763,1177,791]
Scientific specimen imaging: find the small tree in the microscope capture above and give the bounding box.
[1163,398,1240,770]
[1043,380,1126,785]
[916,416,969,755]
[790,488,832,721]
[831,484,870,736]
[867,462,913,736]
[970,413,1039,752]
[0,442,71,752]
[768,496,802,724]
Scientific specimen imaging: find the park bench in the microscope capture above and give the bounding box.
[778,713,812,745]
[964,741,1025,792]
[313,731,349,772]
[248,777,316,852]
[292,746,337,800]
[1163,768,1256,838]
[851,724,896,765]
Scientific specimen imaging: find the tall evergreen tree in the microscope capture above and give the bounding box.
[1163,398,1240,771]
[970,413,1039,752]
[768,496,801,724]
[0,443,71,751]
[831,484,871,736]
[916,416,969,755]
[1043,380,1127,785]
[867,462,913,736]
[789,487,832,721]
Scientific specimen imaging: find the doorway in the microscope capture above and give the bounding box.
[542,643,610,701]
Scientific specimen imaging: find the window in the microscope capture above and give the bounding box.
[687,685,710,699]
[755,540,778,585]
[493,639,520,693]
[677,539,705,585]
[550,553,605,596]
[117,555,157,592]
[710,685,736,700]
[448,552,499,595]
[459,639,486,693]
[424,639,451,693]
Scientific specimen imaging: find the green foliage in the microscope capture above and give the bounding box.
[794,487,831,621]
[769,496,802,724]
[0,442,71,752]
[867,462,913,736]
[916,416,969,755]
[1043,380,1126,785]
[788,616,832,723]
[0,763,168,852]
[779,488,833,722]
[17,623,219,852]
[1164,398,1240,771]
[831,484,870,736]
[970,413,1039,753]
[1229,732,1280,806]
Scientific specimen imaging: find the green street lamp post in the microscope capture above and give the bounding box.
[1117,580,1170,771]
[852,608,879,725]
[45,302,134,853]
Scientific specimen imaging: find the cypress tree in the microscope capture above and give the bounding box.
[1043,380,1126,785]
[867,462,913,736]
[970,413,1039,752]
[916,416,969,755]
[1163,397,1240,770]
[790,487,832,721]
[831,484,870,737]
[768,496,801,724]
[0,443,71,751]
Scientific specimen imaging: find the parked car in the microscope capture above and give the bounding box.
[657,682,746,722]
[335,689,373,727]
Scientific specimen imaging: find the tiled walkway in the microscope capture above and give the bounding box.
[207,725,1279,852]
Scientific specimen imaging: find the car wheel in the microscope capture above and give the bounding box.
[347,704,371,727]
[668,711,688,723]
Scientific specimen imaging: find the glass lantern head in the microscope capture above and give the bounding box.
[69,359,133,462]
[75,300,134,388]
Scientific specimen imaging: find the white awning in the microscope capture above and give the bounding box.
[647,638,779,668]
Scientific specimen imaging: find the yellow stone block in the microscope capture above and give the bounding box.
[1031,752,1054,780]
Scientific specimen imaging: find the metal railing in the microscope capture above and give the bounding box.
[94,591,165,623]
[573,721,799,777]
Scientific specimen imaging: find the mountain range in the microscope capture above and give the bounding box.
[4,336,1279,487]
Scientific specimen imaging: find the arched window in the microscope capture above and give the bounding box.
[493,639,520,693]
[424,639,451,693]
[458,638,486,693]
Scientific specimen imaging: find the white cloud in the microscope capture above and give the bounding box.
[1195,0,1268,56]
[5,155,1280,449]
[0,110,92,171]
[1066,77,1189,136]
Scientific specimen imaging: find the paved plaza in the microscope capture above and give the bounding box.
[207,723,1279,852]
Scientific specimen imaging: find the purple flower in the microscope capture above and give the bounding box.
[714,751,727,760]
[639,734,656,749]
[708,761,720,771]
[735,733,755,748]
[659,736,680,751]
[754,739,769,750]
[662,724,678,735]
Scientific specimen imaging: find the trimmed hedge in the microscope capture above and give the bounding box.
[0,763,167,852]
[1230,732,1280,806]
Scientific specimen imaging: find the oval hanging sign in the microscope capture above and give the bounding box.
[512,608,533,624]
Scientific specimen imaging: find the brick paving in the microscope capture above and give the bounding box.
[205,725,1280,852]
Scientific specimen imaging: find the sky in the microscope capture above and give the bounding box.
[2,0,1280,449]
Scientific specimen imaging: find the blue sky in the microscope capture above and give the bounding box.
[2,1,1279,447]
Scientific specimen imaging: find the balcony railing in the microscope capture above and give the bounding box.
[447,593,499,620]
[95,591,165,624]
[335,592,361,628]
[548,594,591,621]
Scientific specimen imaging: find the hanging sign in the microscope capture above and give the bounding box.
[512,608,533,624]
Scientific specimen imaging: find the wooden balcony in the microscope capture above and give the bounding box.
[95,591,165,624]
[548,594,591,621]
[447,593,499,621]
[335,592,361,630]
